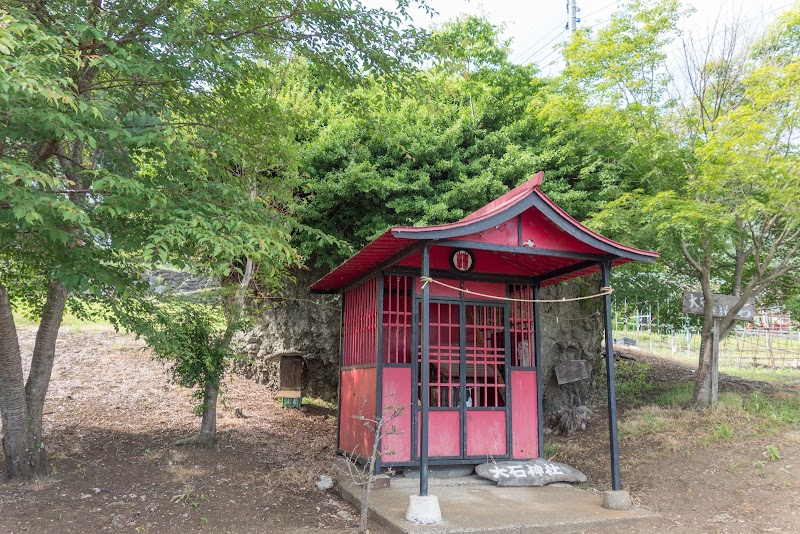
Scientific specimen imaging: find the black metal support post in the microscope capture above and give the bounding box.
[601,261,621,490]
[419,244,431,497]
[533,283,544,458]
[336,292,346,452]
[375,274,384,476]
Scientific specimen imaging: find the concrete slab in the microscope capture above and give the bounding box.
[335,466,656,534]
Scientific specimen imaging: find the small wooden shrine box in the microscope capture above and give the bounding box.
[278,355,303,409]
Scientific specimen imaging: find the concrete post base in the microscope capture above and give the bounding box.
[405,494,443,524]
[602,490,632,510]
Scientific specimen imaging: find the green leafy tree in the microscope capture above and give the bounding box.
[296,15,547,267]
[586,3,800,406]
[533,0,688,219]
[0,0,427,479]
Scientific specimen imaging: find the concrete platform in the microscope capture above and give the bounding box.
[335,468,656,534]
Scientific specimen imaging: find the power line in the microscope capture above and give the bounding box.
[520,29,567,66]
[514,0,622,66]
[529,16,613,69]
[582,0,621,20]
[512,22,567,63]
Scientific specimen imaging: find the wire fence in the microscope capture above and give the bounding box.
[612,302,800,369]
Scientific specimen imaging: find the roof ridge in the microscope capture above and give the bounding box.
[458,171,544,223]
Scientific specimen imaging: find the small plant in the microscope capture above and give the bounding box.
[543,443,562,460]
[343,402,405,534]
[710,423,734,441]
[170,482,198,505]
[764,445,781,461]
[117,300,242,446]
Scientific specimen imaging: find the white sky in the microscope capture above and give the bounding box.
[371,0,795,75]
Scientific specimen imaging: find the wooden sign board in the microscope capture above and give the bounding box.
[682,292,756,322]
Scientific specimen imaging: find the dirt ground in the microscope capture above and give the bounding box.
[2,327,799,533]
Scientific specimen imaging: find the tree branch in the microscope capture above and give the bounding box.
[679,239,703,274]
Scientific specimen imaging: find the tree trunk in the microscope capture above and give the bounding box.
[694,286,714,408]
[693,277,716,408]
[196,380,219,445]
[180,258,254,447]
[693,327,714,407]
[0,284,32,479]
[24,279,67,474]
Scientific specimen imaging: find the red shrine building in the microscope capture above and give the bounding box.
[310,173,659,489]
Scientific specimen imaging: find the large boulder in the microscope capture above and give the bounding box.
[538,275,604,416]
[237,267,341,400]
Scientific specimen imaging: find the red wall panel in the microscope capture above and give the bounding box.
[343,278,378,367]
[511,370,538,459]
[339,368,377,458]
[417,410,461,457]
[380,367,412,463]
[466,411,506,457]
[458,220,518,246]
[520,209,596,253]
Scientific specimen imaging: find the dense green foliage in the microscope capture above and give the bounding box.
[295,16,548,267]
[289,1,800,407]
[0,0,430,476]
[1,0,427,309]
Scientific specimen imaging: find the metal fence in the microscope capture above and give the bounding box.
[612,303,800,369]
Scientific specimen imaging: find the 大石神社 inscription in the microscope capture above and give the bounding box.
[475,459,587,487]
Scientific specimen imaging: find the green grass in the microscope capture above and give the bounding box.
[618,406,672,438]
[708,422,734,441]
[613,329,800,370]
[543,442,562,459]
[614,359,654,403]
[302,397,337,410]
[654,381,695,407]
[13,308,114,332]
[743,391,800,425]
[720,365,800,386]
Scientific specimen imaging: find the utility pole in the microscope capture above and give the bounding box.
[567,0,580,34]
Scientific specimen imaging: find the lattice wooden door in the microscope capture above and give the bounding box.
[416,300,509,459]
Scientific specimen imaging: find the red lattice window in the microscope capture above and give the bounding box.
[418,302,508,408]
[342,278,378,367]
[464,304,506,408]
[382,275,413,364]
[425,303,461,407]
[509,284,535,367]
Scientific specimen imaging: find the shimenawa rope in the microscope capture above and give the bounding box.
[419,276,613,303]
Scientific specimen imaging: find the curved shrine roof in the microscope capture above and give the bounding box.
[310,172,659,292]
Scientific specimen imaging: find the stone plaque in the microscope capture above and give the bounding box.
[475,459,587,487]
[555,360,588,385]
